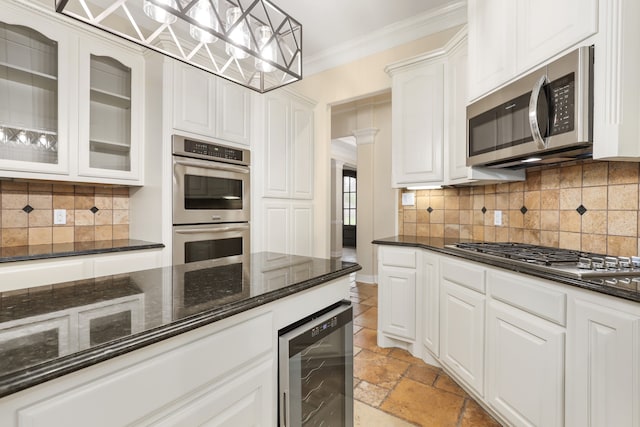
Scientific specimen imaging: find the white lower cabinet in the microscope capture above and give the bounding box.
[566,294,640,427]
[421,252,439,356]
[486,300,565,427]
[439,278,485,396]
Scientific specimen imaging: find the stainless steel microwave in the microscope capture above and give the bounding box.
[467,46,594,169]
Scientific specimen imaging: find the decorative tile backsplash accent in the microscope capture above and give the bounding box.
[398,160,640,256]
[0,181,129,247]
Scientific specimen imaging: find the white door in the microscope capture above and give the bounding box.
[486,300,565,427]
[216,78,251,146]
[422,252,439,356]
[391,59,445,186]
[291,203,313,256]
[291,99,314,199]
[516,0,598,72]
[379,266,417,341]
[172,63,216,137]
[445,38,469,184]
[566,297,640,427]
[263,94,290,198]
[263,201,290,254]
[467,0,516,100]
[440,279,485,395]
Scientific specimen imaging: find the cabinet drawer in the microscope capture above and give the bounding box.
[488,270,566,326]
[379,247,417,269]
[441,258,486,293]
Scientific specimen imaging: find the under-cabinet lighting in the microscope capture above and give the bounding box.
[406,185,443,190]
[521,157,542,163]
[55,0,302,93]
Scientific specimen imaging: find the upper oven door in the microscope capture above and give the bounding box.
[173,155,250,225]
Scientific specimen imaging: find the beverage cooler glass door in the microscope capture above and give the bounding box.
[279,302,354,427]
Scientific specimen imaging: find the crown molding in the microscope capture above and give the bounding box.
[303,1,467,76]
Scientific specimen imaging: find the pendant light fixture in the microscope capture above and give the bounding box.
[55,0,302,93]
[188,0,219,44]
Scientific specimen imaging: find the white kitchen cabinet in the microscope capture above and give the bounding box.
[468,0,597,101]
[263,200,313,257]
[172,62,251,147]
[486,300,565,427]
[378,246,418,341]
[0,2,146,185]
[263,91,314,199]
[566,293,640,427]
[387,53,445,187]
[77,36,144,183]
[421,251,439,356]
[467,0,516,102]
[0,7,72,176]
[439,277,485,396]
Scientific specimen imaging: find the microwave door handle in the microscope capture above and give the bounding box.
[529,75,550,150]
[174,158,249,174]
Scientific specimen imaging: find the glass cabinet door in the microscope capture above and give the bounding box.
[78,38,142,183]
[0,18,69,174]
[88,55,132,172]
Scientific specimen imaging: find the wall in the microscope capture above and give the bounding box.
[290,26,463,258]
[0,181,129,247]
[398,160,640,256]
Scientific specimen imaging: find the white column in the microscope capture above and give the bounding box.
[331,159,344,258]
[352,128,379,284]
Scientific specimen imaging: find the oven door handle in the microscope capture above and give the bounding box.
[174,158,250,174]
[174,225,249,234]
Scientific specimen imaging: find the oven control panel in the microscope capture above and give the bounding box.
[184,139,244,162]
[172,135,250,166]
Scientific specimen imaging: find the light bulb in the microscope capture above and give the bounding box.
[225,7,250,59]
[189,0,218,44]
[255,25,276,72]
[17,130,28,145]
[143,0,178,25]
[0,127,5,143]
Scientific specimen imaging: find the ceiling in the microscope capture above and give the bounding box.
[273,0,465,74]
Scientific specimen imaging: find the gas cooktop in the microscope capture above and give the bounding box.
[446,242,640,282]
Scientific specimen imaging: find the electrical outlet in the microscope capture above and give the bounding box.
[494,210,502,226]
[54,209,66,225]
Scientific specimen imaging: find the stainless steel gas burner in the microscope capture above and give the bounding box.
[446,242,640,279]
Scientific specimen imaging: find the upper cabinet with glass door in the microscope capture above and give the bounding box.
[0,9,71,176]
[77,37,143,183]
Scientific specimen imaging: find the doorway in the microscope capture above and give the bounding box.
[342,168,357,248]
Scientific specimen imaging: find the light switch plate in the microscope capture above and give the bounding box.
[401,192,415,206]
[494,210,502,226]
[54,209,66,225]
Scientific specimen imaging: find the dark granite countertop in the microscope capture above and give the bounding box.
[0,240,165,263]
[0,252,360,398]
[373,236,640,303]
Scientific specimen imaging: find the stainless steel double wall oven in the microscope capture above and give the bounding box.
[172,135,250,268]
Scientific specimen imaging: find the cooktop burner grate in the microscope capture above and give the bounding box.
[451,242,598,266]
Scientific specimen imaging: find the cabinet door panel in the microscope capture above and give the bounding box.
[291,100,313,199]
[263,201,289,254]
[173,63,216,136]
[567,298,640,427]
[517,0,598,72]
[391,61,444,185]
[216,79,250,146]
[486,301,565,427]
[467,0,516,100]
[379,266,416,340]
[291,203,312,256]
[264,95,289,198]
[422,253,439,356]
[440,280,484,395]
[446,39,469,183]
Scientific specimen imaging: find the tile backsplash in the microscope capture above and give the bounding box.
[398,160,640,256]
[0,181,129,247]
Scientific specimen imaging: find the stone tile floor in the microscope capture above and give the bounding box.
[350,282,502,427]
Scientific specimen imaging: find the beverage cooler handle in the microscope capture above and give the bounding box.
[529,75,549,150]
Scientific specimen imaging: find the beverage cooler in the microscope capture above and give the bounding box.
[278,301,354,426]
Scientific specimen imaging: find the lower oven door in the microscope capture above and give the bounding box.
[279,302,353,427]
[172,223,250,265]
